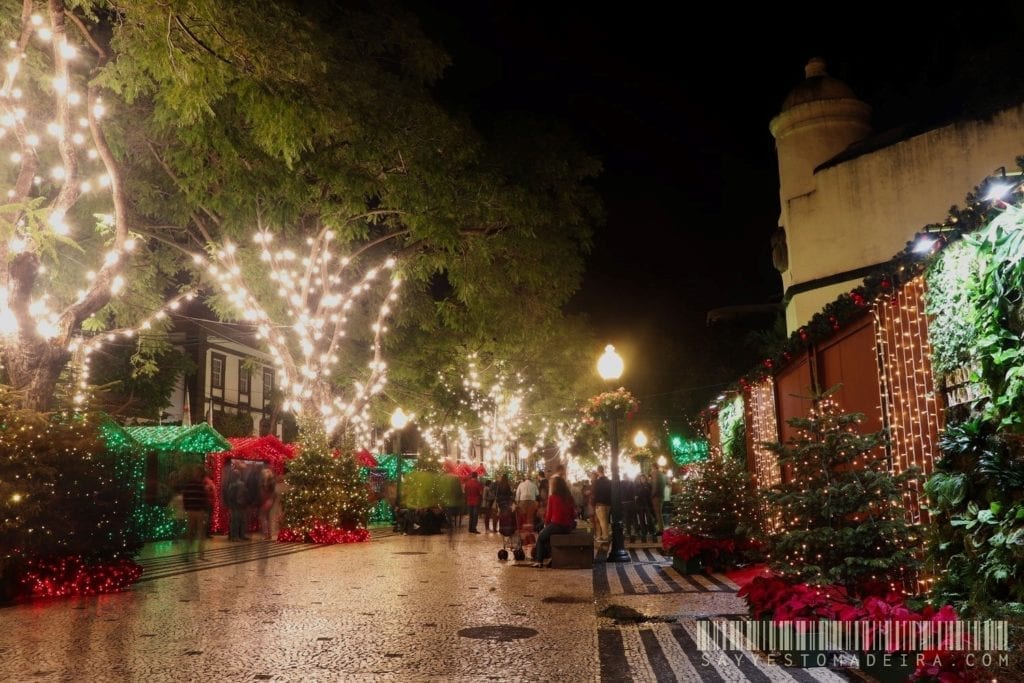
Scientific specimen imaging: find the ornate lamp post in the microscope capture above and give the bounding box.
[597,344,631,563]
[391,407,409,518]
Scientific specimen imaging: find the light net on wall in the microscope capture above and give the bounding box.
[748,377,780,490]
[872,276,944,525]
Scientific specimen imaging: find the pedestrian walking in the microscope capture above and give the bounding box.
[181,465,210,561]
[532,476,576,568]
[203,467,216,538]
[226,466,250,541]
[592,466,611,544]
[495,473,514,513]
[482,479,497,531]
[258,467,277,539]
[634,474,654,542]
[464,471,482,533]
[515,473,539,533]
[651,466,668,536]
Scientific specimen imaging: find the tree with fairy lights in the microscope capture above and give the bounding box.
[100,1,596,444]
[766,391,922,593]
[0,1,188,410]
[280,417,370,543]
[0,399,141,600]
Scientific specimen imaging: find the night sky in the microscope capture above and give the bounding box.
[411,2,1024,422]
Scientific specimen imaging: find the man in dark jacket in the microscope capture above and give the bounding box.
[591,466,612,544]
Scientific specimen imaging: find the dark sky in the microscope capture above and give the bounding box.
[410,2,1024,420]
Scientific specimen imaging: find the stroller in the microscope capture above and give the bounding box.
[497,506,526,561]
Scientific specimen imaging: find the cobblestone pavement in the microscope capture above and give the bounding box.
[594,548,860,682]
[0,531,866,682]
[0,531,597,682]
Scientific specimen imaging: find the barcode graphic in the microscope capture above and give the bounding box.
[695,620,1009,652]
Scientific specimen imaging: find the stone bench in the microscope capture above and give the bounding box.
[550,530,594,569]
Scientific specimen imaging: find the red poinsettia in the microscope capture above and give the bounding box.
[661,528,736,565]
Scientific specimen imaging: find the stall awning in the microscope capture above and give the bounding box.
[123,424,231,453]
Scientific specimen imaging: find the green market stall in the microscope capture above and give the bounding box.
[123,424,231,541]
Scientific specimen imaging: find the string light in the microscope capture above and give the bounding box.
[872,276,943,525]
[197,230,401,439]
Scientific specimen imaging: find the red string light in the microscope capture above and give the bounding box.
[277,520,369,544]
[17,556,142,599]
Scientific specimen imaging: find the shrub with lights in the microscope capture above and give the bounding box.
[279,419,370,544]
[765,391,922,594]
[0,406,141,601]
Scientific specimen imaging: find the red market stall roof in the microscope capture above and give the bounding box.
[224,435,296,464]
[356,449,378,467]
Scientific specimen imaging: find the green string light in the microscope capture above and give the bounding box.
[123,425,231,453]
[670,436,710,465]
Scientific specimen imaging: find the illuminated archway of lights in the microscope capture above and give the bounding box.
[413,352,584,473]
[0,3,187,406]
[198,227,401,436]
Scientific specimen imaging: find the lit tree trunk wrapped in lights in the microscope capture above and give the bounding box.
[766,391,923,594]
[0,0,171,410]
[197,223,401,440]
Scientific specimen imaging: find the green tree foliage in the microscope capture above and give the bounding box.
[86,341,193,420]
[283,420,369,535]
[766,394,922,593]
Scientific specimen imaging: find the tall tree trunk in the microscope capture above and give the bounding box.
[3,340,70,412]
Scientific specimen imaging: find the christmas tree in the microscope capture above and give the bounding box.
[0,405,141,600]
[673,455,761,540]
[766,393,922,593]
[281,420,370,543]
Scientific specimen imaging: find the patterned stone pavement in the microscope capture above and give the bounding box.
[0,532,864,682]
[594,548,860,682]
[0,531,597,682]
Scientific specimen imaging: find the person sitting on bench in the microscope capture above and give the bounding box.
[532,477,576,568]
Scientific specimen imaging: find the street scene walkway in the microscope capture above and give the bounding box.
[0,532,862,682]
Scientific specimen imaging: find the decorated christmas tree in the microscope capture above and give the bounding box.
[663,455,763,570]
[766,393,922,593]
[0,404,141,600]
[280,420,370,544]
[673,455,761,540]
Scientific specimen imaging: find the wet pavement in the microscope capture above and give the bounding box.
[0,529,861,681]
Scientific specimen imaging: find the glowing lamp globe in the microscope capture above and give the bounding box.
[597,344,624,381]
[633,430,648,448]
[657,455,667,467]
[390,407,408,430]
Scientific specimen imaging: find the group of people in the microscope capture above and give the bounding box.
[392,464,670,567]
[589,466,667,540]
[588,466,669,544]
[172,460,284,561]
[221,461,280,541]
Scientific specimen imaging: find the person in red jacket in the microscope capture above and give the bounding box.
[464,471,483,534]
[532,476,576,567]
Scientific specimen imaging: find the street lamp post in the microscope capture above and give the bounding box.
[391,407,409,523]
[597,344,630,563]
